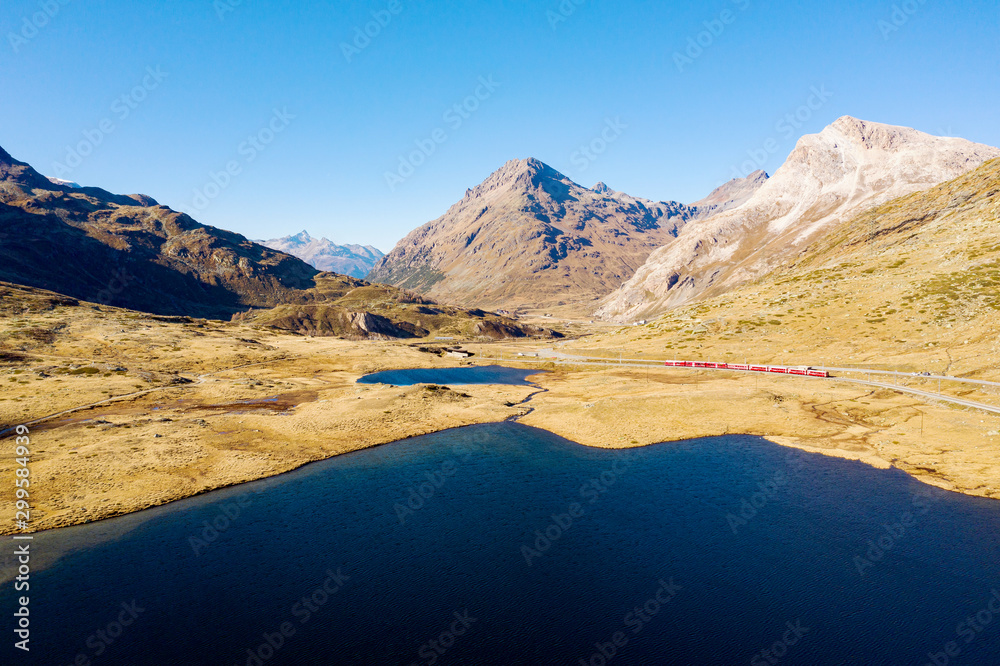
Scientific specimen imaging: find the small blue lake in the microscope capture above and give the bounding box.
[357,365,543,386]
[3,424,1000,665]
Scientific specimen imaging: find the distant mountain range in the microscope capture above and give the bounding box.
[366,158,767,312]
[256,231,384,278]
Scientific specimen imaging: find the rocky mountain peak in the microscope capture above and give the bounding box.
[827,115,918,151]
[369,158,702,311]
[690,170,769,213]
[0,145,320,318]
[0,143,158,206]
[460,158,568,204]
[597,117,1000,322]
[48,177,81,188]
[0,143,53,190]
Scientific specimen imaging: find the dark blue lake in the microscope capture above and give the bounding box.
[4,424,1000,665]
[356,365,542,386]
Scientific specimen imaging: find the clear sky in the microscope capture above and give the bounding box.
[3,0,998,252]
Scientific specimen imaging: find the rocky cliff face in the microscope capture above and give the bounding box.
[257,230,384,278]
[0,145,319,319]
[596,116,1000,322]
[688,170,769,218]
[366,158,699,312]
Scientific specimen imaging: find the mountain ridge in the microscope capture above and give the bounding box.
[0,145,560,340]
[596,116,1000,322]
[366,158,768,312]
[0,144,320,318]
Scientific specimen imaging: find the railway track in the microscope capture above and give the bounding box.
[492,352,1000,416]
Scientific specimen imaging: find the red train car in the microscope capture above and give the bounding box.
[662,359,829,378]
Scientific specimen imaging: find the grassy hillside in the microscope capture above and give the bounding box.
[577,158,1000,383]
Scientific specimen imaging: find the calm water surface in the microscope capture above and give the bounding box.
[356,365,543,386]
[3,423,1000,665]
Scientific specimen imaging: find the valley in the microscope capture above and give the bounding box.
[2,123,1000,536]
[1,285,998,535]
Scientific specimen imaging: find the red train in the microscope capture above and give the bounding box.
[663,360,828,378]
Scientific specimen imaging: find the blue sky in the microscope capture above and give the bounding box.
[3,0,998,252]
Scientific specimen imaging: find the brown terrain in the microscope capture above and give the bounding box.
[0,283,541,533]
[367,158,767,313]
[234,274,562,340]
[0,146,317,318]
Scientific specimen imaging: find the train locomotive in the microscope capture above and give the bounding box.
[663,360,828,378]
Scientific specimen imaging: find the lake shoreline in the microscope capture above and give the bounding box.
[4,337,998,536]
